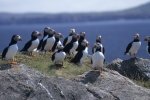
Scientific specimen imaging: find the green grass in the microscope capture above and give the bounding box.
[134,80,150,89]
[0,52,91,79]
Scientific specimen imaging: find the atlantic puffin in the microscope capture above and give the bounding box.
[21,31,41,55]
[63,28,76,46]
[41,29,56,52]
[76,32,86,51]
[92,35,105,54]
[37,27,50,51]
[91,44,105,74]
[52,32,63,52]
[144,36,150,55]
[71,39,89,65]
[51,44,66,67]
[2,34,22,64]
[63,33,79,56]
[124,33,141,58]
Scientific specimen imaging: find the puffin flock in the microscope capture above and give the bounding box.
[1,27,150,73]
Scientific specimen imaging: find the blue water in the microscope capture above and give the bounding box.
[0,20,149,62]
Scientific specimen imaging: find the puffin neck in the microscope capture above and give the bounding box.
[48,34,53,38]
[96,40,101,43]
[133,38,140,42]
[43,32,48,37]
[31,36,38,40]
[55,37,59,42]
[9,39,17,46]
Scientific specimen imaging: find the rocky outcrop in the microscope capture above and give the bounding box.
[0,64,150,100]
[107,58,150,81]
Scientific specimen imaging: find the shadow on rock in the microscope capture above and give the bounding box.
[0,64,12,70]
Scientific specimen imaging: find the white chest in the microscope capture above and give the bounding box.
[6,44,18,59]
[129,42,141,54]
[66,36,72,45]
[44,36,56,51]
[28,39,39,51]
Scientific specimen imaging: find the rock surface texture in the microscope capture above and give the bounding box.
[0,63,149,100]
[107,58,150,81]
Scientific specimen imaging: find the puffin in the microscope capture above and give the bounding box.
[91,44,105,74]
[2,34,22,64]
[63,33,79,56]
[76,32,86,51]
[144,36,150,55]
[51,44,66,67]
[41,29,56,52]
[51,32,63,52]
[37,27,50,51]
[21,31,41,55]
[71,39,89,65]
[124,33,141,58]
[92,35,105,54]
[63,28,76,46]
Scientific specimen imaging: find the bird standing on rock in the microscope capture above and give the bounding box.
[41,29,56,52]
[71,39,89,65]
[37,27,51,51]
[51,44,66,67]
[76,32,86,52]
[144,36,150,55]
[63,28,76,46]
[124,33,141,58]
[2,35,22,64]
[63,33,79,56]
[91,44,105,74]
[21,31,41,56]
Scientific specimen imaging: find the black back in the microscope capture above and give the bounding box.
[124,42,133,55]
[51,52,56,61]
[63,37,68,46]
[2,47,9,59]
[2,35,19,59]
[52,38,59,52]
[148,43,150,54]
[71,45,85,63]
[37,39,44,50]
[21,40,32,51]
[76,36,84,51]
[63,37,77,54]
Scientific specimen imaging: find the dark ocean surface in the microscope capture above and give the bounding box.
[0,20,149,62]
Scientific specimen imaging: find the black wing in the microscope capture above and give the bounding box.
[21,40,32,51]
[2,46,9,59]
[71,52,83,63]
[51,52,56,61]
[37,39,43,50]
[148,46,150,54]
[63,37,68,46]
[63,43,73,54]
[41,39,47,51]
[92,46,95,54]
[103,47,105,54]
[124,42,132,55]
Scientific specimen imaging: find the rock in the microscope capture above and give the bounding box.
[107,58,150,81]
[74,69,150,100]
[0,64,150,100]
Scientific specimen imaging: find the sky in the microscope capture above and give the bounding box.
[0,0,150,13]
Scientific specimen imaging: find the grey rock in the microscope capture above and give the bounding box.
[0,63,150,100]
[107,58,150,81]
[74,69,150,100]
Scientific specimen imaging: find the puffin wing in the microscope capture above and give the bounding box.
[148,46,150,54]
[103,47,105,54]
[2,46,9,59]
[21,40,32,51]
[37,39,43,50]
[63,37,68,46]
[51,52,56,61]
[71,52,83,63]
[41,39,47,51]
[125,42,133,55]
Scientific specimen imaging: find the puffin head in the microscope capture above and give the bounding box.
[144,36,150,42]
[133,33,140,40]
[96,35,102,43]
[31,31,41,38]
[12,34,22,42]
[80,32,86,38]
[44,27,52,36]
[69,28,76,36]
[55,32,63,39]
[81,39,89,47]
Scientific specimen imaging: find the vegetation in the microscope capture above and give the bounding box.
[0,52,149,88]
[0,52,91,79]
